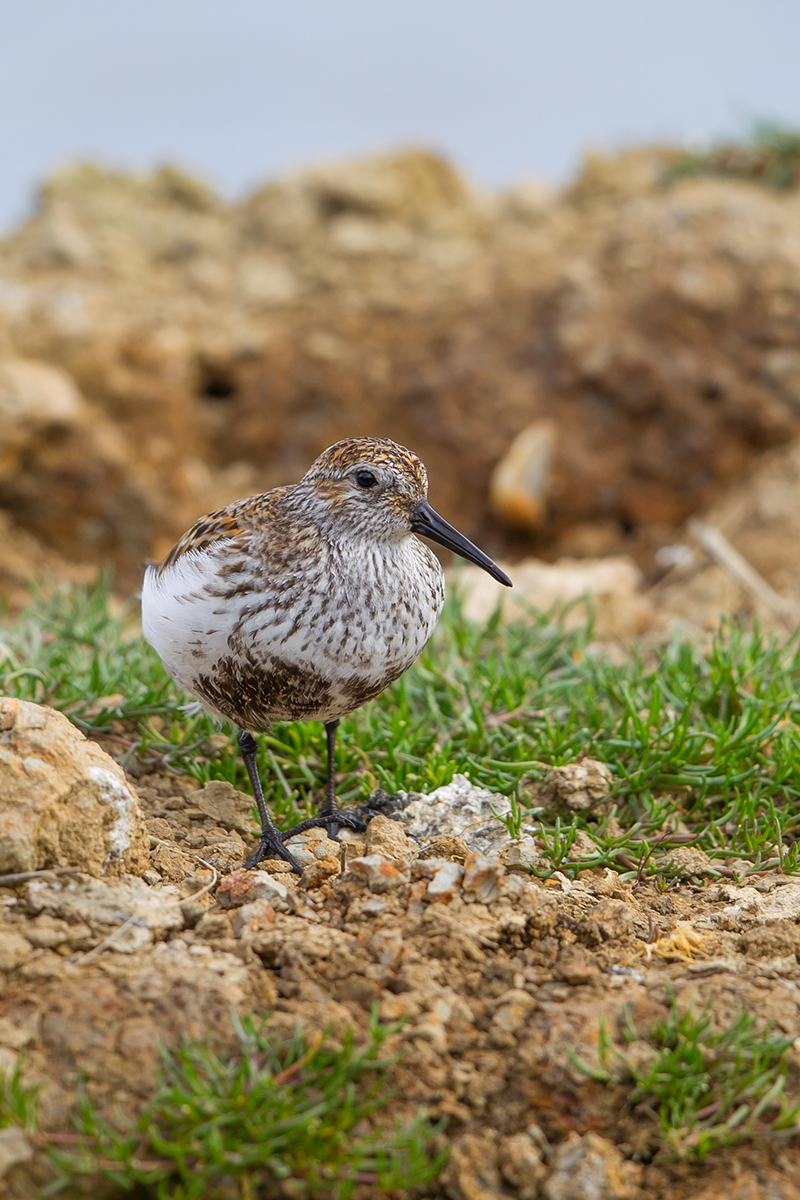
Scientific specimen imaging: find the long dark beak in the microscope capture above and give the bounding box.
[410,499,512,587]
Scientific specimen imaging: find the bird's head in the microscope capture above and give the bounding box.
[301,437,512,586]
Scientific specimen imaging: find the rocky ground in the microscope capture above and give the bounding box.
[2,697,800,1198]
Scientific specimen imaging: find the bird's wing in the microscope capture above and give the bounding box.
[154,490,286,574]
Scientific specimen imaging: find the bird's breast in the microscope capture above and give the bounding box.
[143,533,444,729]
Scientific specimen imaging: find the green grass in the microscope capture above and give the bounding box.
[666,121,800,190]
[3,577,800,880]
[2,1013,443,1199]
[575,998,800,1159]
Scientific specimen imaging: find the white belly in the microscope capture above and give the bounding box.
[141,536,444,728]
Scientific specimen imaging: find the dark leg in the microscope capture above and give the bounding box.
[280,720,368,842]
[238,729,302,874]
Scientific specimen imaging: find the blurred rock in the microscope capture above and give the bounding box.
[455,555,653,638]
[489,419,556,530]
[0,1126,33,1177]
[0,927,34,972]
[229,898,275,937]
[24,874,184,941]
[462,851,504,903]
[0,356,160,568]
[426,861,463,899]
[187,780,256,838]
[347,854,408,893]
[526,758,614,818]
[498,1130,547,1199]
[0,697,149,876]
[544,1132,640,1200]
[217,869,289,911]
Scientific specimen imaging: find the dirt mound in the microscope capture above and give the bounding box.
[3,146,800,596]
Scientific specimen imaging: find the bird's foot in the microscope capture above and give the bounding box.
[243,829,303,875]
[281,809,370,843]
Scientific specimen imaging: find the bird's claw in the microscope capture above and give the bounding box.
[281,810,369,843]
[244,832,303,875]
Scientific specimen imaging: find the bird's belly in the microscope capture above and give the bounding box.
[142,553,442,730]
[214,604,434,728]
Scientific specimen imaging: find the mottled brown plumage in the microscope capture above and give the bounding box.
[142,436,510,872]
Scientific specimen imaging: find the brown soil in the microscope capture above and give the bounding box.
[3,754,800,1199]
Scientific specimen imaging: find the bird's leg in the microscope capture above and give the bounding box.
[238,729,302,874]
[319,720,365,840]
[280,720,368,842]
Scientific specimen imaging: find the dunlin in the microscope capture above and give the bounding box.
[142,437,511,872]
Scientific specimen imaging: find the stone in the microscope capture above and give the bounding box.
[661,846,713,877]
[499,1131,547,1199]
[283,827,330,870]
[411,857,454,879]
[217,869,289,911]
[0,1126,33,1178]
[418,836,470,861]
[179,899,206,928]
[186,780,256,837]
[544,1132,640,1200]
[426,861,464,899]
[364,814,419,865]
[201,835,247,874]
[195,913,233,941]
[23,875,184,940]
[501,835,544,872]
[489,419,557,530]
[298,857,339,890]
[0,697,149,876]
[588,898,637,941]
[347,855,408,893]
[230,899,275,937]
[399,775,514,856]
[150,841,194,883]
[441,1131,503,1200]
[462,852,504,903]
[0,357,153,570]
[567,830,600,861]
[0,926,34,971]
[526,757,614,818]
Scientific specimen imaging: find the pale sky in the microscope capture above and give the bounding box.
[1,0,799,229]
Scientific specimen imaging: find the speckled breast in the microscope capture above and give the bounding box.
[187,537,445,729]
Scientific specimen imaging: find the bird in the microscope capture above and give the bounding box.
[141,437,512,873]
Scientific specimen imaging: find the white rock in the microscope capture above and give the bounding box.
[399,774,513,856]
[716,882,800,927]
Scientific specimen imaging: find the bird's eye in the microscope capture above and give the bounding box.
[355,469,378,489]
